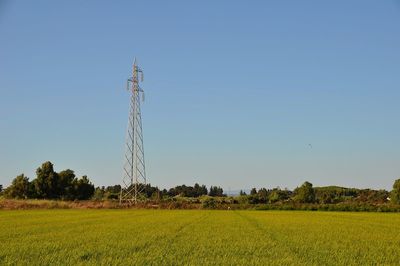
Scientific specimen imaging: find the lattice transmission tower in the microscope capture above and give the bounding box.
[120,58,147,204]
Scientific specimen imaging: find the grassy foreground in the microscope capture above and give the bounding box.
[0,210,399,265]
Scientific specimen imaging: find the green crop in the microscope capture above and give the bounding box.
[1,210,399,265]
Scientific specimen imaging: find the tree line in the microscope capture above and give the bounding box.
[239,181,396,205]
[92,183,225,200]
[0,161,225,200]
[1,161,400,207]
[1,161,95,200]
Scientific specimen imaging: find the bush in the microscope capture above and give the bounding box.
[202,198,217,209]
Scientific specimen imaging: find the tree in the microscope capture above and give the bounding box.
[57,169,75,199]
[193,183,208,197]
[0,184,3,194]
[318,191,334,204]
[257,188,268,203]
[167,184,208,198]
[294,181,315,203]
[250,188,257,195]
[200,184,208,196]
[4,174,31,199]
[390,179,400,204]
[72,176,95,200]
[34,161,59,199]
[104,185,121,199]
[143,183,159,198]
[209,186,224,197]
[268,188,290,203]
[93,186,106,200]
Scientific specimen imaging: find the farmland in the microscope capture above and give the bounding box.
[1,210,400,265]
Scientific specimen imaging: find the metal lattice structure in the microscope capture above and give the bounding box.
[120,59,146,204]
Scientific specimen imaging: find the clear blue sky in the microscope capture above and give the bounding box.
[1,1,400,190]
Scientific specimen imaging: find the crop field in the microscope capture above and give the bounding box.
[1,210,400,265]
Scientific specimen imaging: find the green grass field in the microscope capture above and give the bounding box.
[1,210,399,265]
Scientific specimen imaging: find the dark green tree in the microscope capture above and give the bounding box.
[167,184,208,197]
[34,161,59,199]
[104,185,121,199]
[4,174,32,199]
[294,181,315,203]
[192,183,208,197]
[200,185,208,196]
[250,188,257,195]
[209,186,224,197]
[72,175,95,200]
[257,188,268,203]
[57,169,75,199]
[390,179,400,204]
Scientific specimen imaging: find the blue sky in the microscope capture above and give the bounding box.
[1,1,400,190]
